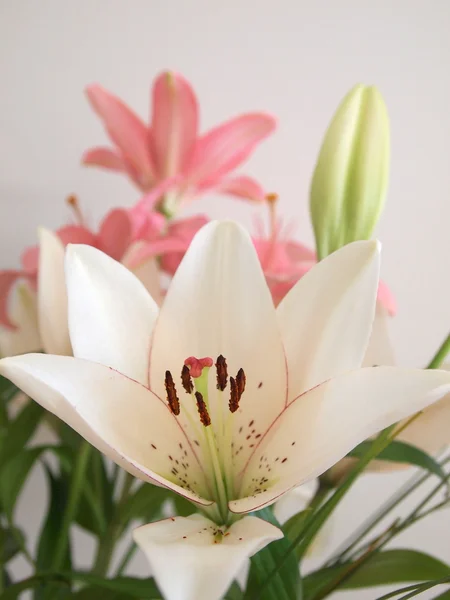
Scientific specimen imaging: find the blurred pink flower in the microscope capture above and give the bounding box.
[0,194,207,338]
[253,195,396,314]
[82,71,275,210]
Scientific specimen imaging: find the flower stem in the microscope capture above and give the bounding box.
[427,332,450,369]
[93,471,135,576]
[52,441,91,571]
[115,541,138,576]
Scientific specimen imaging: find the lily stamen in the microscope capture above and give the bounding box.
[229,377,240,413]
[195,391,211,427]
[181,364,194,394]
[215,355,228,391]
[164,370,180,415]
[66,194,85,226]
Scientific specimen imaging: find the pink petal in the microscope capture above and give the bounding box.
[160,251,186,277]
[123,238,188,270]
[0,271,23,329]
[57,225,98,247]
[21,246,39,275]
[98,209,133,261]
[82,146,126,171]
[151,71,198,178]
[185,113,277,189]
[85,84,155,187]
[285,241,317,263]
[158,215,209,276]
[377,279,397,316]
[129,210,167,242]
[130,176,180,224]
[167,214,208,241]
[215,175,267,202]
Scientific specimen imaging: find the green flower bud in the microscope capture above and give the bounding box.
[310,84,390,260]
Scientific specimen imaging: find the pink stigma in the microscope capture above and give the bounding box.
[184,356,213,378]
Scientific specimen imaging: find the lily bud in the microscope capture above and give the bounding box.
[310,84,390,260]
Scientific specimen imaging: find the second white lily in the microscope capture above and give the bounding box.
[1,221,450,600]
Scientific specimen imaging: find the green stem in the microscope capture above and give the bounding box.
[328,456,450,565]
[115,541,138,576]
[93,471,135,576]
[52,441,91,571]
[427,333,450,369]
[335,465,450,580]
[255,426,396,597]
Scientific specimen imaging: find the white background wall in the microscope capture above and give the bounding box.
[1,1,449,598]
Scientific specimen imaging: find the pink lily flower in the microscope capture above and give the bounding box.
[82,71,274,211]
[0,195,206,356]
[253,195,397,315]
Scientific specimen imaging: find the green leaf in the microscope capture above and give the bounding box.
[349,440,447,481]
[245,508,301,600]
[73,587,134,599]
[0,375,19,403]
[2,574,162,600]
[34,468,72,599]
[374,576,450,599]
[0,447,46,519]
[432,590,450,600]
[0,401,44,468]
[0,397,8,430]
[118,483,169,527]
[172,493,196,517]
[283,510,311,557]
[3,568,13,588]
[303,550,450,599]
[88,451,114,525]
[0,526,25,563]
[50,445,107,536]
[224,581,244,599]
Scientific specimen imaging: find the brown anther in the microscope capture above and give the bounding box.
[265,192,278,204]
[66,194,85,225]
[165,371,180,415]
[66,194,78,207]
[195,392,211,427]
[181,364,194,394]
[215,355,228,391]
[229,377,240,413]
[236,368,246,398]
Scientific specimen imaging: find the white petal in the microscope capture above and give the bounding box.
[363,303,396,367]
[66,245,159,385]
[277,240,380,402]
[395,385,450,456]
[231,367,450,513]
[121,242,163,306]
[0,281,41,357]
[0,353,212,505]
[133,514,282,600]
[38,228,72,355]
[149,221,287,473]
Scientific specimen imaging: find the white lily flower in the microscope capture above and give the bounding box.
[133,514,281,600]
[1,221,450,600]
